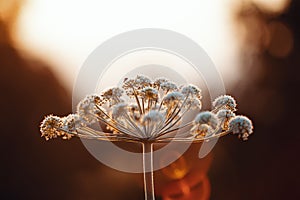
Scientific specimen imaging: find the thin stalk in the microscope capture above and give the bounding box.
[142,142,155,200]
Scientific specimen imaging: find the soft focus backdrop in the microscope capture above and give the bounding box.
[1,0,299,199]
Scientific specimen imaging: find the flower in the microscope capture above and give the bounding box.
[228,115,253,140]
[193,111,219,129]
[112,103,128,119]
[213,95,237,111]
[184,98,202,110]
[62,114,85,131]
[135,75,152,88]
[40,74,253,143]
[191,124,214,138]
[40,115,69,140]
[153,77,169,89]
[163,92,184,106]
[77,96,99,124]
[181,84,202,99]
[217,109,235,130]
[160,81,178,92]
[141,87,158,100]
[102,87,124,106]
[142,110,165,125]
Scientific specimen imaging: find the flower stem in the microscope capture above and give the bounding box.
[142,142,155,200]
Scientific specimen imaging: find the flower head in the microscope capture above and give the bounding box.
[153,77,169,89]
[228,115,253,140]
[213,95,237,111]
[163,91,184,106]
[142,110,165,125]
[217,109,235,130]
[102,87,124,106]
[40,115,64,140]
[181,84,202,99]
[112,103,128,119]
[135,75,152,88]
[40,74,253,143]
[77,95,99,124]
[193,111,219,129]
[160,81,178,92]
[191,124,214,138]
[141,87,158,100]
[62,114,84,132]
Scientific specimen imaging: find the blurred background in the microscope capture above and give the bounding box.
[1,0,299,199]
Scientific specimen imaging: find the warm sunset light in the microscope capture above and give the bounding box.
[16,0,240,89]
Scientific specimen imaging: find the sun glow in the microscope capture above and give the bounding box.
[17,0,239,89]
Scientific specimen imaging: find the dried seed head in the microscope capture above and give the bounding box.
[184,98,202,110]
[141,110,165,125]
[102,87,124,106]
[153,77,169,88]
[77,96,99,124]
[229,115,253,140]
[193,111,219,129]
[217,109,235,130]
[191,124,214,138]
[141,87,158,100]
[112,103,128,119]
[135,75,152,88]
[181,84,202,99]
[62,114,84,132]
[213,95,237,111]
[40,115,64,140]
[160,81,178,92]
[163,91,184,106]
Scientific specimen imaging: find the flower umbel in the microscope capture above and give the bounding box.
[40,75,254,142]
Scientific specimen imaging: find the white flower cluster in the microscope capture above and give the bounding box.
[40,115,73,140]
[229,115,253,141]
[191,95,253,140]
[40,75,253,142]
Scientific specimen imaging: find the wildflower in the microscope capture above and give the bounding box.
[217,109,235,130]
[228,115,253,140]
[193,111,219,129]
[62,114,84,132]
[160,81,178,92]
[77,96,99,124]
[40,115,64,140]
[102,87,124,106]
[163,92,184,106]
[142,110,165,125]
[40,74,253,143]
[191,124,214,138]
[213,95,237,111]
[184,98,202,110]
[141,87,158,100]
[153,77,169,89]
[135,75,152,89]
[181,84,202,99]
[112,103,128,119]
